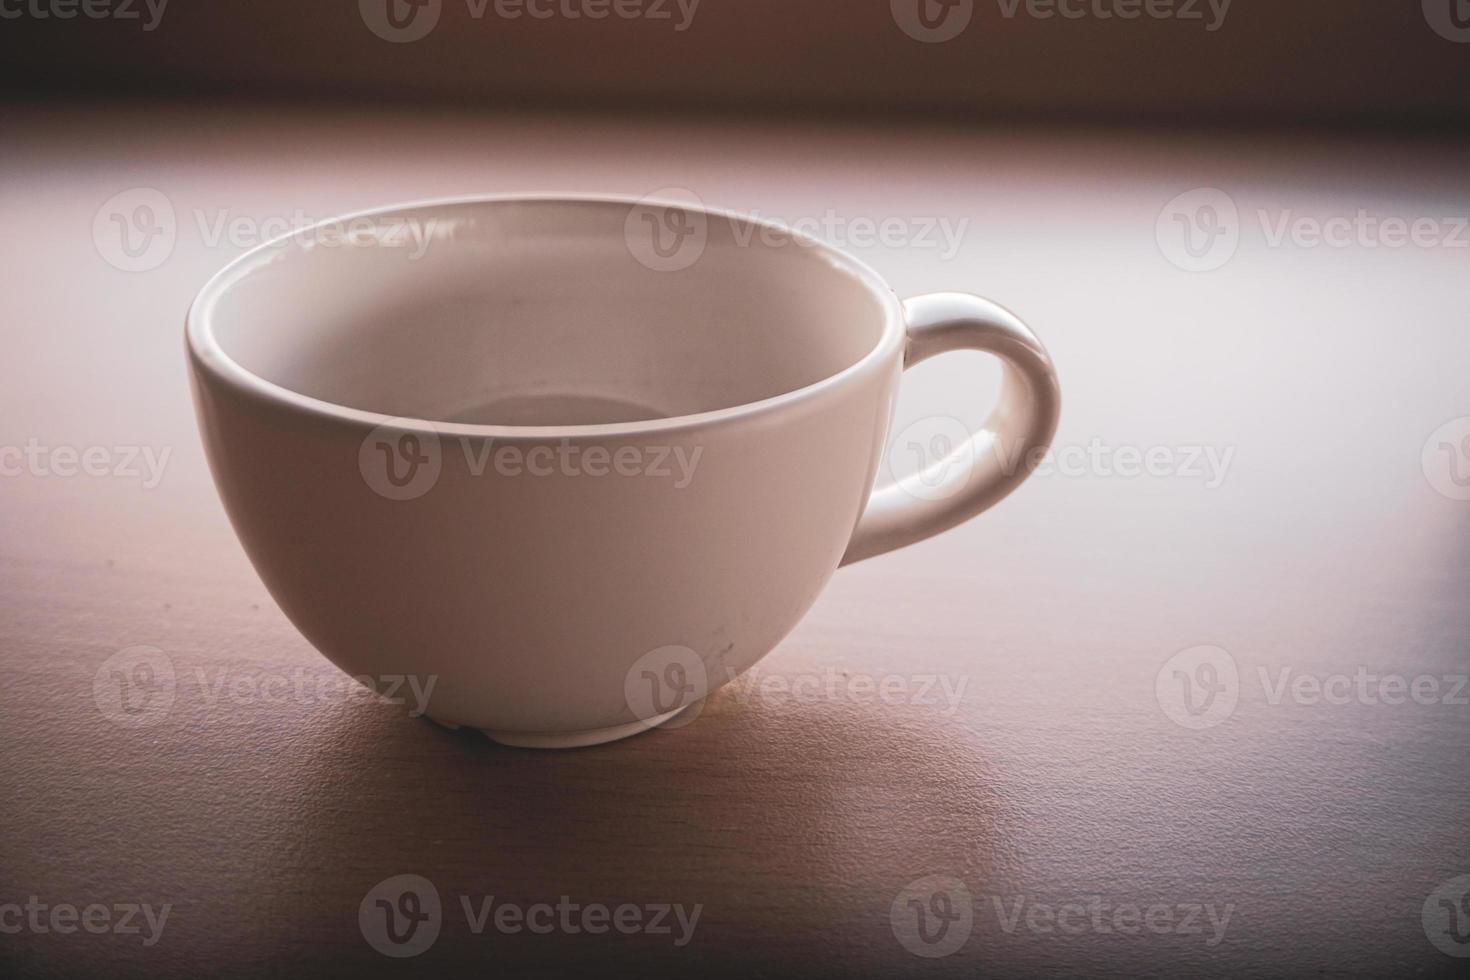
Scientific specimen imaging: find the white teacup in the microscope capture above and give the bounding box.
[186,195,1060,747]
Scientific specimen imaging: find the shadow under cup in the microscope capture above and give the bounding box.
[202,197,895,428]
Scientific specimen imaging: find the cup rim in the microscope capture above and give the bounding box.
[185,193,906,439]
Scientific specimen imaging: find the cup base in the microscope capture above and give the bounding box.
[427,703,698,749]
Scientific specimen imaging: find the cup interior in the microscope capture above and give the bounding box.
[197,197,895,427]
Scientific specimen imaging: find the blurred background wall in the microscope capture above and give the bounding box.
[1,0,1467,129]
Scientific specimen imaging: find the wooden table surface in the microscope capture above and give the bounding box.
[2,100,1468,978]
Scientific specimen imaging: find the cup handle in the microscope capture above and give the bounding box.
[842,292,1062,566]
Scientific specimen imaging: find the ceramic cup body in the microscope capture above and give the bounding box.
[187,196,1059,747]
